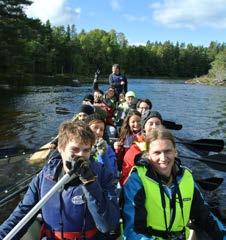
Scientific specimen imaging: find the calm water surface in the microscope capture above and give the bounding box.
[0,78,226,220]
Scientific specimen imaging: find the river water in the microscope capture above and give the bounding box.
[0,78,226,221]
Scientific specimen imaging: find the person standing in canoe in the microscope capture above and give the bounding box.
[109,64,127,95]
[0,121,120,239]
[122,127,226,240]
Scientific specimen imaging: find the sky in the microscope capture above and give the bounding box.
[25,0,226,46]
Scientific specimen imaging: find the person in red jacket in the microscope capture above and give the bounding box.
[120,111,163,185]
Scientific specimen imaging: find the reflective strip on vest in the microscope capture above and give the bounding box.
[135,166,194,239]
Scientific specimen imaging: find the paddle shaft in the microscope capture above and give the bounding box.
[180,154,226,172]
[3,172,76,240]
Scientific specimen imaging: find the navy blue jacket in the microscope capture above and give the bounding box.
[109,73,127,94]
[0,152,120,240]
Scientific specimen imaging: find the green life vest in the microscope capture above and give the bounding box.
[135,165,194,239]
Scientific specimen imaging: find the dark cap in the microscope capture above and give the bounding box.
[78,104,94,115]
[141,110,163,129]
[83,94,94,104]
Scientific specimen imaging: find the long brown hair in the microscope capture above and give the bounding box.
[119,110,141,142]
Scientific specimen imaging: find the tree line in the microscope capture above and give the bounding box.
[1,0,226,81]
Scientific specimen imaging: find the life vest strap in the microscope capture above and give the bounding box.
[40,224,97,240]
[145,227,185,239]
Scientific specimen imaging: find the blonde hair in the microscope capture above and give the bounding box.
[145,127,176,152]
[145,127,177,177]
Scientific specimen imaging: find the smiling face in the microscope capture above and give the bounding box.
[89,121,105,141]
[129,114,141,133]
[147,139,176,177]
[144,117,162,133]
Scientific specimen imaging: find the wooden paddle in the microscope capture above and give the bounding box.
[179,154,226,172]
[0,147,50,165]
[29,142,52,165]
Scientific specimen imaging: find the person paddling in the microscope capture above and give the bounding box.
[0,121,120,239]
[122,127,226,240]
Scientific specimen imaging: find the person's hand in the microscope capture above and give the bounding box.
[114,141,122,150]
[70,157,96,185]
[120,81,125,85]
[96,138,108,156]
[49,143,57,149]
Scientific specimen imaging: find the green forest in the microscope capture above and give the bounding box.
[1,0,226,81]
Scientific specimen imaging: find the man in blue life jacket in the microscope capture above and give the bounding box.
[0,121,120,240]
[123,127,226,240]
[109,64,127,95]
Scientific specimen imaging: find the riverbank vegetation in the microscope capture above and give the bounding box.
[187,50,226,86]
[1,0,226,83]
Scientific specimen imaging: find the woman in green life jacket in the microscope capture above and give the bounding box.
[122,127,226,240]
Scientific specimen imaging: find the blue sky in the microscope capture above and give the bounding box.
[25,0,226,46]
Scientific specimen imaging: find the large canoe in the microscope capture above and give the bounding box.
[20,218,205,240]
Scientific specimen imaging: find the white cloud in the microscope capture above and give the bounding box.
[25,0,81,25]
[149,0,226,29]
[123,14,148,22]
[110,0,121,10]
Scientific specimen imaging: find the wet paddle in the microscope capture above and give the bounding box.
[163,120,183,130]
[196,177,223,191]
[176,137,224,155]
[179,154,226,172]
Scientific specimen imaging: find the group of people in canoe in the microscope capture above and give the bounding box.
[0,64,226,240]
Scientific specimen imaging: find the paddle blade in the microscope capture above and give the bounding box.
[194,139,224,152]
[29,143,51,165]
[180,154,226,172]
[176,137,224,156]
[55,107,71,115]
[196,177,223,191]
[163,120,183,130]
